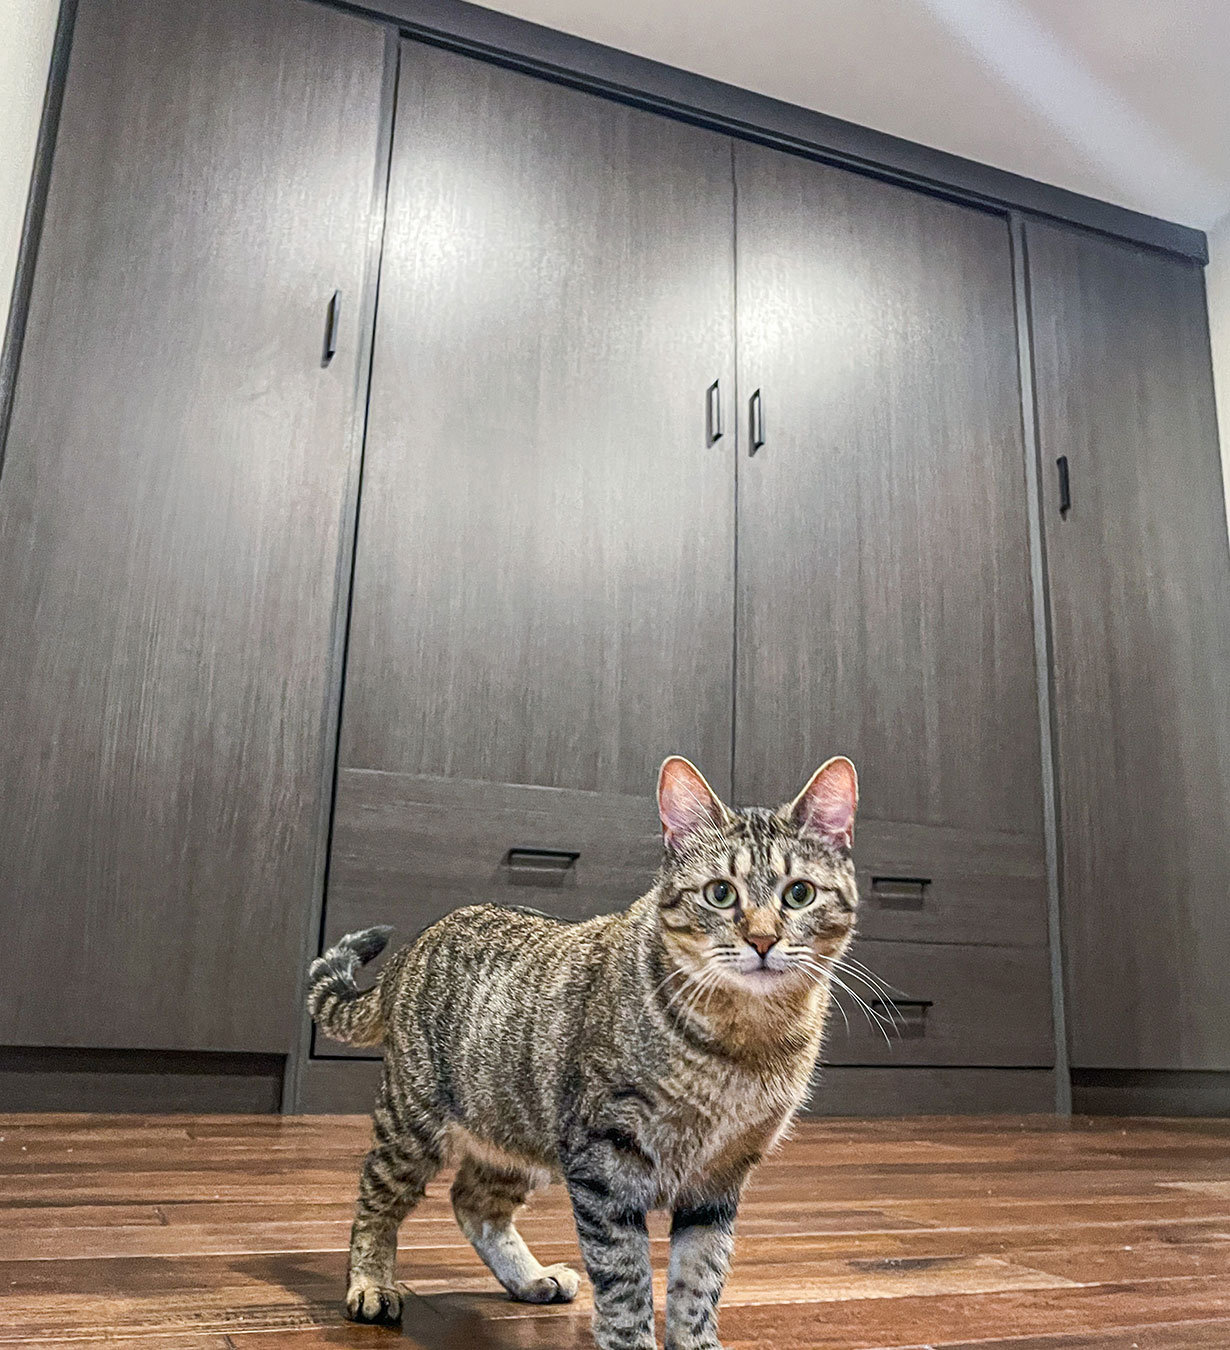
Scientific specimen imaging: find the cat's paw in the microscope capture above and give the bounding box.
[344,1276,403,1323]
[510,1262,581,1303]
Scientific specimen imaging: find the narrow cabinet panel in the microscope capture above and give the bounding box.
[339,42,736,799]
[0,0,387,1051]
[1026,222,1230,1069]
[733,142,1042,843]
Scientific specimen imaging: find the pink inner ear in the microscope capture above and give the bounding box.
[792,757,858,849]
[658,757,726,849]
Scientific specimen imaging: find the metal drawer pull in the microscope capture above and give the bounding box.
[505,848,580,887]
[871,997,932,1038]
[870,876,930,910]
[1057,454,1071,516]
[706,378,723,444]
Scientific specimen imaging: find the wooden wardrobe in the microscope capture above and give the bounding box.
[1,0,1226,1116]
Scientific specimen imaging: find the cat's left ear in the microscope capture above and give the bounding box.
[658,756,732,853]
[786,756,858,850]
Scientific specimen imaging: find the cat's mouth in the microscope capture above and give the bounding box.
[723,959,804,995]
[703,943,830,997]
[741,966,789,985]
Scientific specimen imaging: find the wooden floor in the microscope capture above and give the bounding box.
[3,1115,1230,1348]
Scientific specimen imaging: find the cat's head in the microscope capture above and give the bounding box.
[653,755,858,998]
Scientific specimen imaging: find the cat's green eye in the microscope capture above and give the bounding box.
[783,879,816,909]
[703,880,737,909]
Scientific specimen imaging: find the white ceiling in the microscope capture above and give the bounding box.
[483,0,1230,232]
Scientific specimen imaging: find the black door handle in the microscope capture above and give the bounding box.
[505,847,580,887]
[871,997,932,1037]
[749,389,765,454]
[706,379,723,445]
[322,290,341,365]
[1057,455,1071,516]
[870,876,931,910]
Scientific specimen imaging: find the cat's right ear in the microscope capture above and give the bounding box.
[657,756,730,853]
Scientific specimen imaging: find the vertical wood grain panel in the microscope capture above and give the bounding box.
[1026,221,1230,1070]
[0,0,387,1051]
[733,142,1042,841]
[338,41,736,798]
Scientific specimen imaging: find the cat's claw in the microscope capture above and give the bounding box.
[345,1278,403,1323]
[512,1262,581,1304]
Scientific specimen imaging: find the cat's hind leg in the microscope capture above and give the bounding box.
[346,1080,444,1324]
[451,1153,580,1304]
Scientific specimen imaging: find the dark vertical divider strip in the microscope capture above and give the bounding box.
[285,25,403,1111]
[0,0,78,487]
[1008,213,1070,1114]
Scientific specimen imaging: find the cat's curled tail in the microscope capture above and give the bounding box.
[306,926,393,1047]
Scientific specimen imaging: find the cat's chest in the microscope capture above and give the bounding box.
[648,1060,804,1193]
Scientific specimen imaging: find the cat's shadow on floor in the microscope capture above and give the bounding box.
[243,1253,590,1349]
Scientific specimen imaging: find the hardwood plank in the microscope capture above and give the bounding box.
[713,1282,1230,1348]
[934,1321,1230,1348]
[183,1324,1230,1350]
[17,1216,1230,1265]
[22,1340,235,1350]
[1012,1240,1230,1284]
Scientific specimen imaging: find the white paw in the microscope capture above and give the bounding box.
[511,1262,581,1303]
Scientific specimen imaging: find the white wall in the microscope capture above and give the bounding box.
[1209,217,1230,543]
[491,0,1230,231]
[1,0,60,328]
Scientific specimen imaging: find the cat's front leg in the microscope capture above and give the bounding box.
[563,1139,656,1350]
[664,1191,739,1350]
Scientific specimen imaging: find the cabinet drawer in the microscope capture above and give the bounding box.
[324,769,663,947]
[853,819,1047,947]
[317,771,663,1058]
[823,940,1054,1067]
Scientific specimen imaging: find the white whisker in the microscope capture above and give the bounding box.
[840,953,910,1003]
[807,952,904,1031]
[796,957,894,1046]
[790,960,852,1035]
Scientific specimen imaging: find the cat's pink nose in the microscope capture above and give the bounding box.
[747,934,777,958]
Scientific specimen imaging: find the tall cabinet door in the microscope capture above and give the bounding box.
[733,145,1050,1072]
[325,44,736,948]
[1026,222,1230,1070]
[734,144,1041,839]
[0,0,387,1052]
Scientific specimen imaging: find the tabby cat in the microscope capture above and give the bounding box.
[307,753,859,1350]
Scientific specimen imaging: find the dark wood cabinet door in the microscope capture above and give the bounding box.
[733,142,1042,847]
[0,0,386,1052]
[338,42,736,802]
[1026,222,1230,1070]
